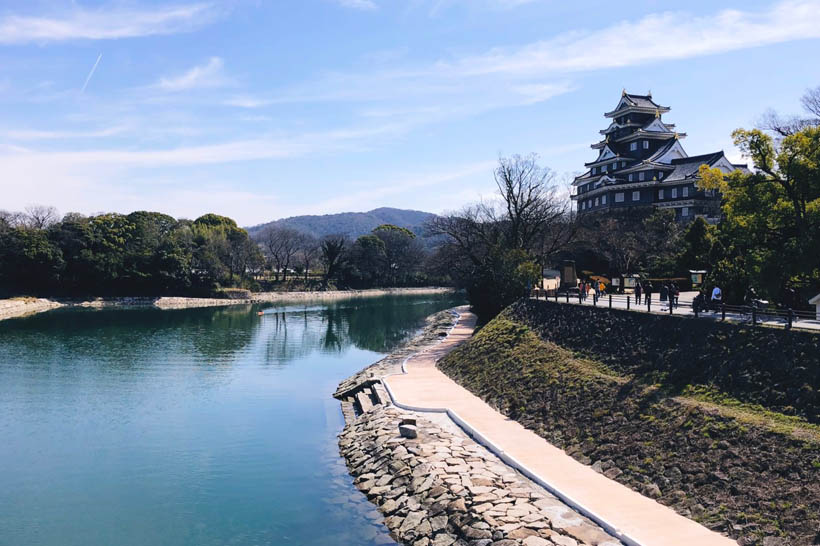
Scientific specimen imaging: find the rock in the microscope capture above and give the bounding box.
[642,483,662,499]
[522,537,553,546]
[431,533,457,546]
[603,467,622,480]
[400,424,418,439]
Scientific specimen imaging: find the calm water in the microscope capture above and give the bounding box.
[0,294,462,546]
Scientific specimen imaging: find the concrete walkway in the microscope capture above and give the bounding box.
[384,308,736,546]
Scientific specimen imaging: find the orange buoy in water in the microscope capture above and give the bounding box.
[257,311,264,316]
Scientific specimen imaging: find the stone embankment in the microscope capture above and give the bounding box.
[0,287,456,322]
[335,309,621,546]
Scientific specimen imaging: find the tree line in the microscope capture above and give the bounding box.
[253,223,441,290]
[0,209,263,297]
[0,207,446,297]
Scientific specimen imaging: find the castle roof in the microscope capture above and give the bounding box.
[605,92,670,118]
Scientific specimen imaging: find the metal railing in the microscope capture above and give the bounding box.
[530,289,819,332]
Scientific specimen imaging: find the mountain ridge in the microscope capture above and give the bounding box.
[246,207,437,240]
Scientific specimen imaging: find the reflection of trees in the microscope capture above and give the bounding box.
[254,294,464,364]
[324,294,463,353]
[1,294,464,369]
[0,305,260,367]
[262,310,326,364]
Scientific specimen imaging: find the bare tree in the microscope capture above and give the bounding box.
[23,205,60,230]
[295,234,320,285]
[428,154,575,317]
[759,85,820,136]
[801,85,820,119]
[260,226,301,281]
[430,154,572,265]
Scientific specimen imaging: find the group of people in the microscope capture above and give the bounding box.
[578,279,607,301]
[633,280,681,309]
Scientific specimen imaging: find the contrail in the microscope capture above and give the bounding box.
[81,53,102,93]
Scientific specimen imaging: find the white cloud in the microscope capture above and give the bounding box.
[153,57,231,92]
[334,0,379,10]
[0,3,219,44]
[447,0,820,76]
[1,126,128,141]
[271,0,820,109]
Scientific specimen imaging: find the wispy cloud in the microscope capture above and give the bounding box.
[446,0,820,76]
[152,57,231,92]
[1,126,128,141]
[0,3,219,44]
[334,0,379,10]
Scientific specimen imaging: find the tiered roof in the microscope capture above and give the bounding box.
[573,91,688,187]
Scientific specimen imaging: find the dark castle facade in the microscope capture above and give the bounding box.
[572,91,747,221]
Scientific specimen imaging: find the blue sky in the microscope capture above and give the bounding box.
[1,0,819,225]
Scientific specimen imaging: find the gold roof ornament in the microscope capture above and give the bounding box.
[674,132,679,139]
[655,109,661,118]
[622,88,627,96]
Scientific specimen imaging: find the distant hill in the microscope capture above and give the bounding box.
[246,207,438,241]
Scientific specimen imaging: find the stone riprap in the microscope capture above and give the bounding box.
[338,406,622,546]
[335,307,621,546]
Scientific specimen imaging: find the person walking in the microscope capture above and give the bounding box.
[660,282,669,310]
[672,282,680,308]
[635,282,642,306]
[645,282,653,308]
[710,284,723,312]
[579,280,586,302]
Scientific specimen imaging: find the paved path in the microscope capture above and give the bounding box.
[540,292,820,332]
[384,308,736,546]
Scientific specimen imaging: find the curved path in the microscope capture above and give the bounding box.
[383,307,735,546]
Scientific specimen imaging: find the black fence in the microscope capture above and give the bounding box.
[531,289,819,332]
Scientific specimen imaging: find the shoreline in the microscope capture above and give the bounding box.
[334,308,622,546]
[0,287,458,322]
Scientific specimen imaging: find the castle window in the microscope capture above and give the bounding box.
[602,194,607,205]
[628,174,633,182]
[630,142,638,151]
[671,188,678,199]
[682,207,689,217]
[615,192,625,203]
[632,191,640,201]
[659,189,664,200]
[638,172,645,181]
[658,172,664,179]
[683,186,689,197]
[643,140,649,149]
[594,197,599,206]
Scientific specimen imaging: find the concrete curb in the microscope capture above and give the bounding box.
[381,308,643,546]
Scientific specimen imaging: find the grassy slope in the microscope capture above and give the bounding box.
[439,311,820,545]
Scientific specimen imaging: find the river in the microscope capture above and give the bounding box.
[0,293,463,546]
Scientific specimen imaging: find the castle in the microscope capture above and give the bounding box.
[572,91,747,220]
